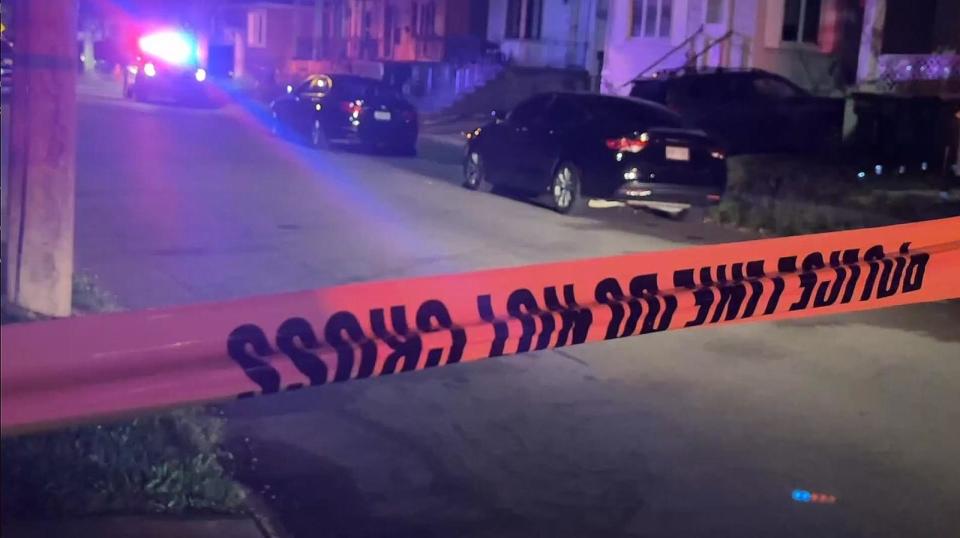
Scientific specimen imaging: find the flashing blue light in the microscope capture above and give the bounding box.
[792,489,812,503]
[139,31,197,66]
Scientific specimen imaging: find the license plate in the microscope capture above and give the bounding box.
[665,146,690,161]
[374,110,392,121]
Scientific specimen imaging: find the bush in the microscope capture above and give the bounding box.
[1,407,246,519]
[71,272,121,314]
[712,155,948,235]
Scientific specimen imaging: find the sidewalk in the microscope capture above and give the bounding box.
[419,113,486,150]
[77,70,125,100]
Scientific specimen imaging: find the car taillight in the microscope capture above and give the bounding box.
[710,148,726,160]
[606,132,650,153]
[340,100,363,116]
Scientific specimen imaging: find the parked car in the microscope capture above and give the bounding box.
[270,74,418,154]
[463,92,727,214]
[123,55,209,104]
[122,31,210,105]
[630,68,843,155]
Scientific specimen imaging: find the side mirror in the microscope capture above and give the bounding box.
[491,109,506,122]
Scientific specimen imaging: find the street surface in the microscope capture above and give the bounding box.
[72,75,960,537]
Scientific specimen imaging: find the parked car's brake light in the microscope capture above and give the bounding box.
[606,132,649,153]
[340,100,363,117]
[710,148,726,159]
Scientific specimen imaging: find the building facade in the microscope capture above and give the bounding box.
[600,0,859,95]
[310,0,487,64]
[485,0,608,81]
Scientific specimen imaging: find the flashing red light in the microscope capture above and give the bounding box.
[606,132,650,153]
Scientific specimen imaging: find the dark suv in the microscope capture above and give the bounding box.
[631,68,843,155]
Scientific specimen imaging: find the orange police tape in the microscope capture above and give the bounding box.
[2,217,959,433]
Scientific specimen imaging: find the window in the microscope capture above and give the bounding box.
[247,10,267,48]
[546,96,590,129]
[630,0,672,38]
[705,0,724,24]
[751,75,805,99]
[508,94,553,124]
[629,80,668,103]
[669,75,751,103]
[505,0,543,40]
[506,0,521,38]
[524,0,543,40]
[587,96,683,128]
[782,0,821,44]
[420,2,437,37]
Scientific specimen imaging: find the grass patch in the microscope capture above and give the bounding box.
[1,272,248,521]
[1,408,246,518]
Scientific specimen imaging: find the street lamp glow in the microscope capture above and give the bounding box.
[195,68,207,82]
[143,62,157,77]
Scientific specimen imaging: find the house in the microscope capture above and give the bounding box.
[210,0,317,84]
[600,0,865,96]
[485,0,608,86]
[311,0,488,64]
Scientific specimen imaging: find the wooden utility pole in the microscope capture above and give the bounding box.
[4,0,77,317]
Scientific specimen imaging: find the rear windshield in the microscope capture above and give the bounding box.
[630,80,667,103]
[332,77,401,100]
[587,97,684,129]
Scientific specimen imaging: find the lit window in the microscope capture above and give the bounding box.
[505,0,543,40]
[247,10,267,48]
[705,0,724,24]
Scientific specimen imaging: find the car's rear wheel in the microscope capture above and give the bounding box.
[463,151,491,192]
[310,119,329,149]
[552,162,584,214]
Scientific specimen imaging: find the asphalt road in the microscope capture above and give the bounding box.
[73,80,960,538]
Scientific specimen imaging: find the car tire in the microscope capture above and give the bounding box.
[310,119,329,149]
[463,151,492,192]
[551,162,584,215]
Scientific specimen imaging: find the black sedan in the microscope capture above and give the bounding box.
[270,74,418,154]
[463,92,727,214]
